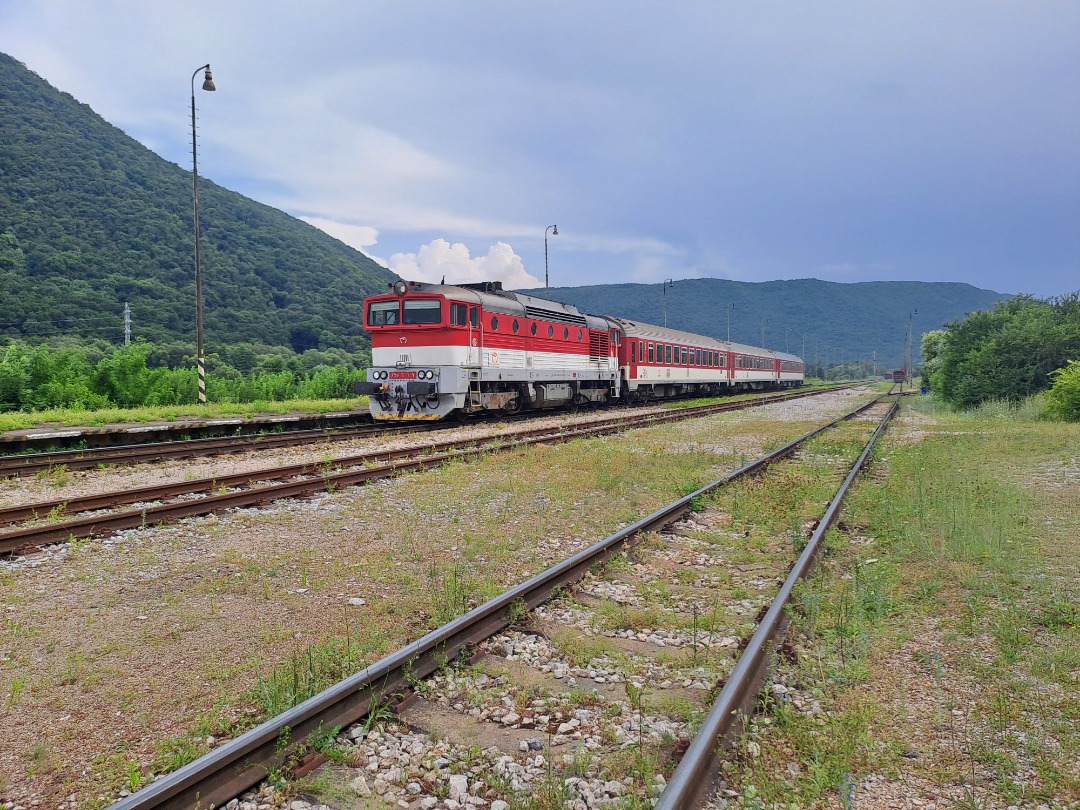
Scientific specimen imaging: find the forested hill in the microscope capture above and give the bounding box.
[0,52,397,355]
[527,278,1008,369]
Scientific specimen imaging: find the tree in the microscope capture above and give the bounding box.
[930,293,1080,409]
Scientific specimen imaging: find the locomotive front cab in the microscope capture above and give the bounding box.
[357,281,471,420]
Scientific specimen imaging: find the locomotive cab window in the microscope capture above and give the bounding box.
[402,299,441,325]
[368,301,400,326]
[469,307,479,327]
[450,303,467,326]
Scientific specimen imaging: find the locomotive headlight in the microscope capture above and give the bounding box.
[392,280,408,297]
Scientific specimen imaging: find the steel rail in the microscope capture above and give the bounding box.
[0,386,845,476]
[0,422,407,477]
[0,387,850,550]
[105,395,884,810]
[653,396,900,810]
[0,412,374,456]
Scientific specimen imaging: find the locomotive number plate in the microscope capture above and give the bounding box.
[389,371,417,379]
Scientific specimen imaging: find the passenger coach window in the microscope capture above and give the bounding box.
[402,299,441,325]
[682,347,688,365]
[665,345,672,364]
[367,301,399,326]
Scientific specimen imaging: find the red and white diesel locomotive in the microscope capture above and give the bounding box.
[355,280,804,420]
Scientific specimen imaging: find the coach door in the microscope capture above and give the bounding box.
[466,306,481,366]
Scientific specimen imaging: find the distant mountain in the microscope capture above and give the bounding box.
[523,278,1009,369]
[0,52,397,355]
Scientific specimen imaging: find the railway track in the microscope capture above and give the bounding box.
[0,386,851,478]
[0,410,376,455]
[0,419,426,478]
[0,387,847,555]
[106,395,898,810]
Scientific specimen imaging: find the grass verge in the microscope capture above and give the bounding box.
[722,398,1079,808]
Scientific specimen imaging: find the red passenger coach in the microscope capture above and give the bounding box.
[356,280,804,421]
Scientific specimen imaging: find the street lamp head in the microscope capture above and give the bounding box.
[201,66,216,92]
[551,225,558,236]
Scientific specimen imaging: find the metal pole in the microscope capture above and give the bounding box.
[727,303,734,343]
[663,279,673,327]
[544,225,557,288]
[191,64,215,405]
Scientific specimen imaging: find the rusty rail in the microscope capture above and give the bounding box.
[105,395,885,810]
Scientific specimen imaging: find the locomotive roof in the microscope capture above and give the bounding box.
[387,280,605,327]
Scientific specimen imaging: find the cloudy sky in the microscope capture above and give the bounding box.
[2,1,1077,296]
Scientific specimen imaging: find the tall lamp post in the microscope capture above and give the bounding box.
[191,64,216,404]
[760,317,768,349]
[662,278,674,326]
[726,303,735,343]
[544,225,558,288]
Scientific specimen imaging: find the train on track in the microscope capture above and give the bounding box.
[355,280,805,420]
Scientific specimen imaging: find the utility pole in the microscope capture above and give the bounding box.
[904,309,917,390]
[123,302,131,345]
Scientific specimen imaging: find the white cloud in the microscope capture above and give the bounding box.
[389,240,541,290]
[300,217,380,252]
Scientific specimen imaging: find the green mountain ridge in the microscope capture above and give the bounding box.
[1,50,1008,370]
[0,51,397,356]
[526,278,1008,369]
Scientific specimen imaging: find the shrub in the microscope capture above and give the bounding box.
[1045,360,1080,421]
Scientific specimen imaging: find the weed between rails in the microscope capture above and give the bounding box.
[723,402,1080,807]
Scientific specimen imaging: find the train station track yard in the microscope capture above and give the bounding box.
[0,389,1075,809]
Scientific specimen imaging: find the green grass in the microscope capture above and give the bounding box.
[0,396,368,432]
[725,398,1080,807]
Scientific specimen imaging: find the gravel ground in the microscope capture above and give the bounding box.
[0,389,874,807]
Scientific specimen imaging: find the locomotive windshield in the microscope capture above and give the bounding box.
[403,299,442,325]
[368,300,399,326]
